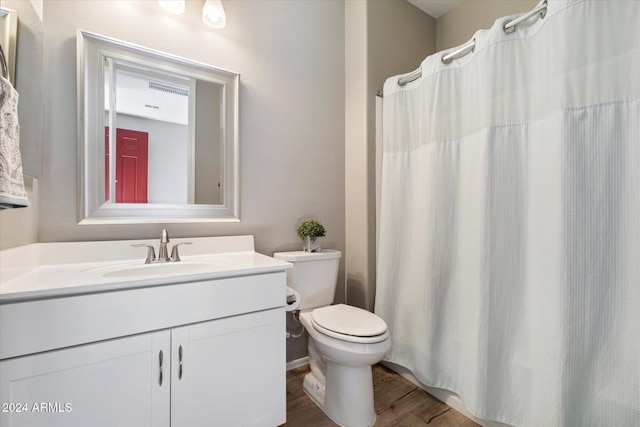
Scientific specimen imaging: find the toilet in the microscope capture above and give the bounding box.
[274,250,391,427]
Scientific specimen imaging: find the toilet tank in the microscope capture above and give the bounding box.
[273,250,341,310]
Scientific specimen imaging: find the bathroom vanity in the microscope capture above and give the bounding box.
[0,236,290,427]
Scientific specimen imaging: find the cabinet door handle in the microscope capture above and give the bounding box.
[159,350,164,386]
[178,345,183,380]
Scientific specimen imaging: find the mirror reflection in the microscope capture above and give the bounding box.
[104,62,221,205]
[78,31,239,224]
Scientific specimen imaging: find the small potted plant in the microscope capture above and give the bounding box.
[297,219,326,253]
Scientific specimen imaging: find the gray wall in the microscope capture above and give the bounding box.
[1,0,545,362]
[436,0,538,51]
[344,0,436,315]
[348,0,540,315]
[3,0,44,179]
[0,176,38,249]
[2,0,345,365]
[29,0,346,262]
[0,0,43,250]
[368,0,436,92]
[195,81,222,204]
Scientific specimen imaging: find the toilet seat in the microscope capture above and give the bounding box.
[311,304,389,344]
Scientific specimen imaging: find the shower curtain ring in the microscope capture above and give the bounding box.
[502,0,548,34]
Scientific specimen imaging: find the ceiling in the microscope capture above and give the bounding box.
[407,0,463,19]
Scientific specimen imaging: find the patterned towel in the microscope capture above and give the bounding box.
[0,75,28,209]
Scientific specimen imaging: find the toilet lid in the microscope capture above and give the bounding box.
[312,304,388,340]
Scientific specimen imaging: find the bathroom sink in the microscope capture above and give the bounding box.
[0,235,292,303]
[81,259,229,279]
[101,262,223,278]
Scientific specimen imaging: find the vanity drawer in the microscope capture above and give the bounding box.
[0,271,285,360]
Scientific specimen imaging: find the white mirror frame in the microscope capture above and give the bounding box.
[0,7,18,85]
[77,30,239,224]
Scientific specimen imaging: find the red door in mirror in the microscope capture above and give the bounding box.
[105,127,149,203]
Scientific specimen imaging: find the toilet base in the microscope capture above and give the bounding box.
[303,363,377,427]
[302,371,326,411]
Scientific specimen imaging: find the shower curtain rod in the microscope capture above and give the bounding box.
[377,0,548,97]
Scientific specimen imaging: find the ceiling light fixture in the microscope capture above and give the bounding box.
[202,0,226,29]
[157,0,185,15]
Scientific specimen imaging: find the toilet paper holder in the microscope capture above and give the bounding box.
[285,286,300,312]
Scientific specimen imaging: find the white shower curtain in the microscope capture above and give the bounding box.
[375,1,639,426]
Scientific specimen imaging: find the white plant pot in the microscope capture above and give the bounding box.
[303,236,321,253]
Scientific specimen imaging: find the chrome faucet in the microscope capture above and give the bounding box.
[157,229,171,263]
[132,229,192,264]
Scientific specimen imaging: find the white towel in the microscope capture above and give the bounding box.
[0,75,29,209]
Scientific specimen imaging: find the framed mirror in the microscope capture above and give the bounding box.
[0,7,18,85]
[77,30,239,224]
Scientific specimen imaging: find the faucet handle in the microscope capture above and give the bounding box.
[170,242,193,262]
[132,244,156,264]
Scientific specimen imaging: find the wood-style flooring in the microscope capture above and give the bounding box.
[285,364,480,427]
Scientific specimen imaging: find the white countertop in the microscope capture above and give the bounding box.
[0,236,291,303]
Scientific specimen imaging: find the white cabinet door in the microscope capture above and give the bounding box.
[0,331,171,427]
[171,308,285,427]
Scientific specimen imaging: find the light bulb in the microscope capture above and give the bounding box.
[202,0,226,29]
[158,0,185,15]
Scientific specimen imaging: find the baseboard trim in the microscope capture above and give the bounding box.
[286,356,309,371]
